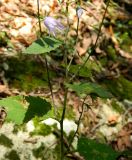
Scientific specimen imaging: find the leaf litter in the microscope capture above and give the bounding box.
[0,0,132,159]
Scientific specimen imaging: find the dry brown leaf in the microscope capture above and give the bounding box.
[115,122,132,151]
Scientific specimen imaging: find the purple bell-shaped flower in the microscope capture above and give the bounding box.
[44,16,65,36]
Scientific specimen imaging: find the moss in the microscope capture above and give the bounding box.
[104,76,132,100]
[111,99,124,114]
[106,45,117,61]
[5,150,20,160]
[5,57,56,92]
[120,32,132,53]
[0,134,13,148]
[32,117,52,136]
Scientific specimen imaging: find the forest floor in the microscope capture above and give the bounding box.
[0,0,132,159]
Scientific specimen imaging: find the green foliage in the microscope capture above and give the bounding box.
[5,58,57,92]
[0,95,52,125]
[0,96,26,125]
[23,36,62,54]
[32,117,52,136]
[104,76,132,100]
[77,137,120,160]
[0,31,13,47]
[111,100,124,114]
[106,45,117,61]
[69,65,92,77]
[24,96,52,123]
[66,82,112,98]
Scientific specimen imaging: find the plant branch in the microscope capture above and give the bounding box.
[70,0,111,82]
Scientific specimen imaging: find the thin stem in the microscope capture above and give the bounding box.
[68,95,88,149]
[44,57,56,115]
[70,0,111,82]
[60,88,68,160]
[60,1,70,159]
[67,17,80,72]
[94,0,110,48]
[69,53,91,82]
[66,0,111,154]
[36,0,56,115]
[37,0,42,35]
[37,55,56,115]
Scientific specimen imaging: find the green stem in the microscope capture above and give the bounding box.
[36,0,56,115]
[60,1,70,159]
[68,95,87,149]
[60,88,68,160]
[67,0,111,153]
[67,17,79,72]
[44,57,56,115]
[70,0,111,82]
[37,0,42,36]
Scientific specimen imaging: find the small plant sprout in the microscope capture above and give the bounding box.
[44,16,65,36]
[76,7,85,18]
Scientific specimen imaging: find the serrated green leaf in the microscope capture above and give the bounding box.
[0,96,26,125]
[66,82,113,98]
[77,137,120,160]
[23,96,52,122]
[23,36,62,54]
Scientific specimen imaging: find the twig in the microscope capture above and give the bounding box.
[70,0,111,82]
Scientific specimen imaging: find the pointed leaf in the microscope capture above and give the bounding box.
[23,36,62,54]
[0,96,26,125]
[24,96,52,122]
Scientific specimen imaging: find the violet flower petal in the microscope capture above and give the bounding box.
[76,7,84,18]
[44,16,65,36]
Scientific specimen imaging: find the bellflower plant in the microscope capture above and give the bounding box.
[44,16,65,36]
[76,7,84,18]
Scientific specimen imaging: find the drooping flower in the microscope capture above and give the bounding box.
[76,7,84,18]
[44,16,65,36]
